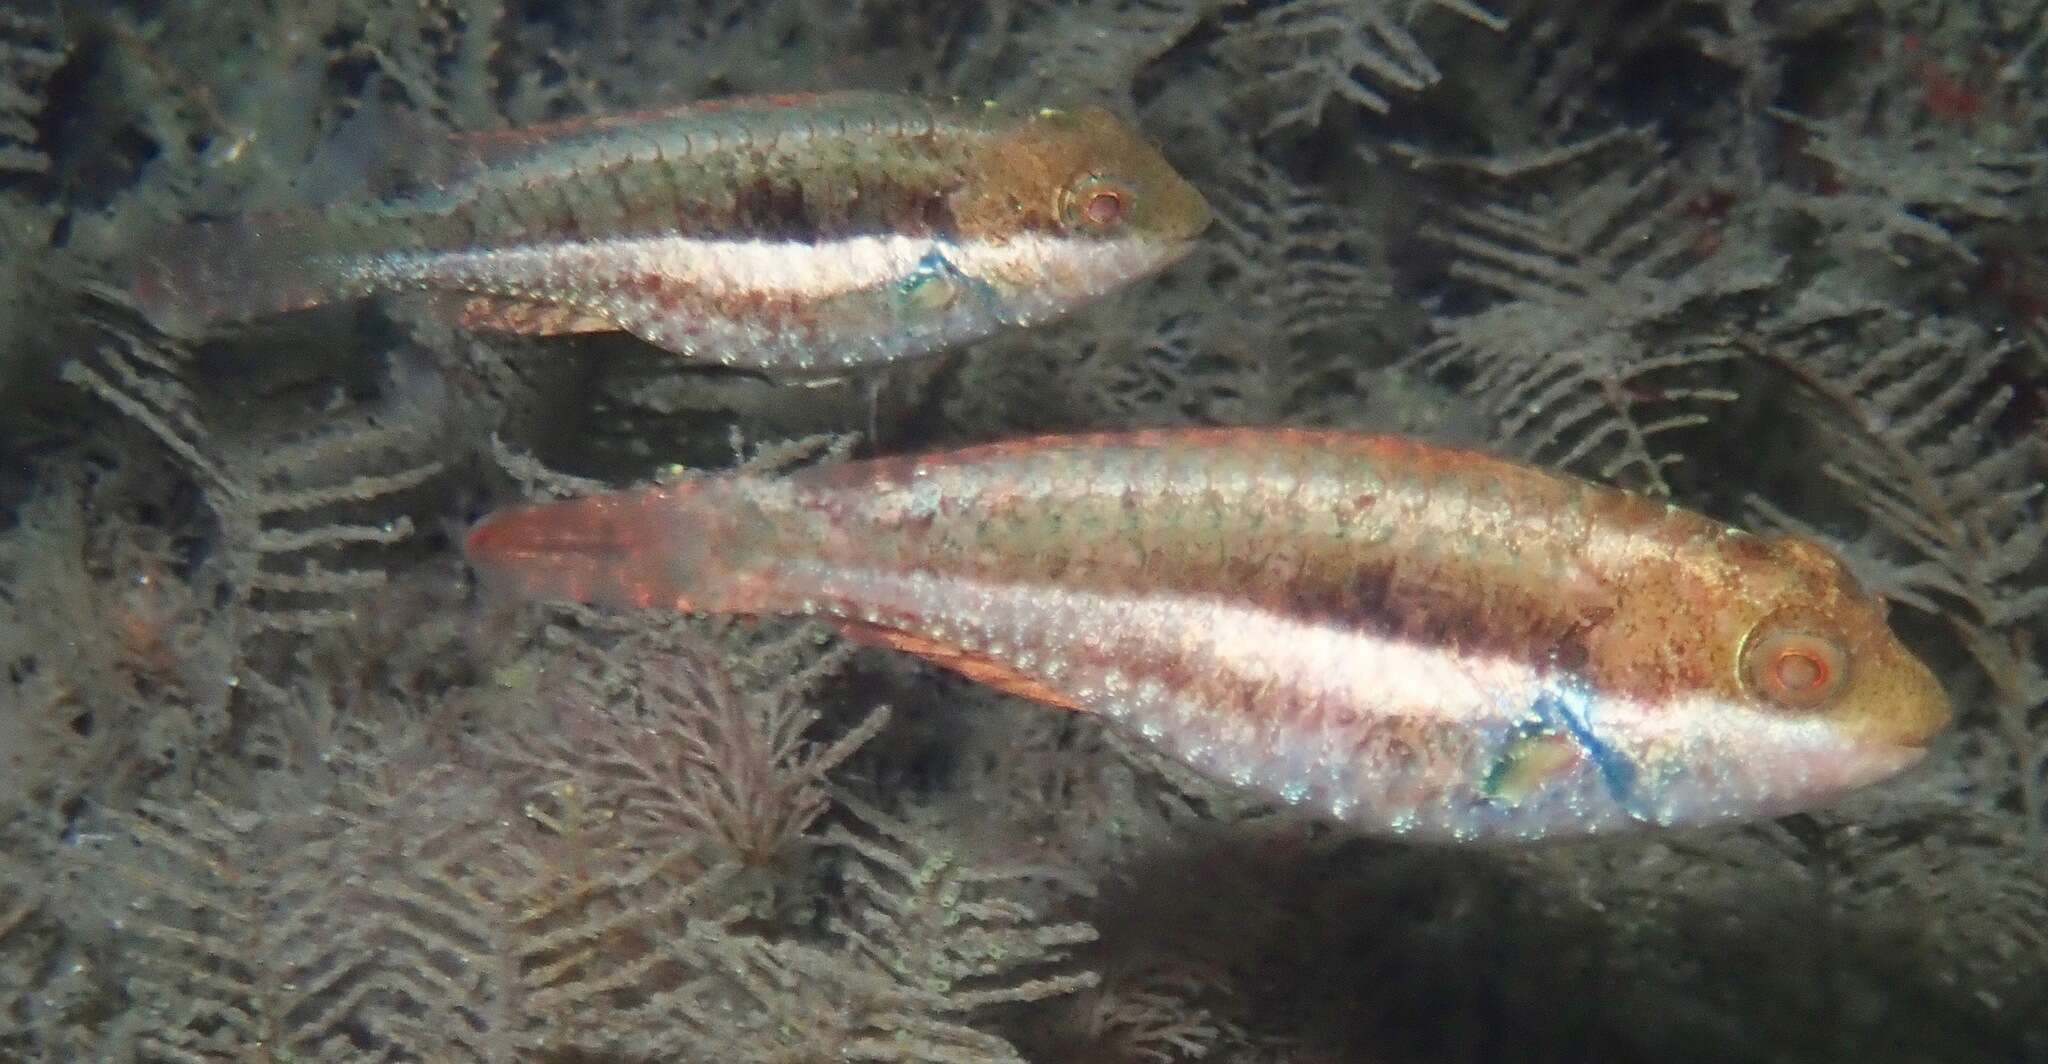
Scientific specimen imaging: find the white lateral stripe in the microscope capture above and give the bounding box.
[631,234,927,298]
[373,232,1116,301]
[796,566,1560,726]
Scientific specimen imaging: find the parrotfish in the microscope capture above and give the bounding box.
[130,93,1211,372]
[464,429,1950,841]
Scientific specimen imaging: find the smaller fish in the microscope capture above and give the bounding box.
[465,429,1951,843]
[129,93,1211,373]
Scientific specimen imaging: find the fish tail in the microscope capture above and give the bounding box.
[129,210,362,335]
[465,482,758,614]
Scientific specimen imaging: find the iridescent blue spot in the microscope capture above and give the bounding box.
[898,250,957,302]
[1530,682,1643,819]
[897,246,996,319]
[1480,719,1573,804]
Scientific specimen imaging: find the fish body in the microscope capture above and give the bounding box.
[465,429,1950,841]
[132,93,1211,372]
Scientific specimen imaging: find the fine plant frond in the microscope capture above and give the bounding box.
[1210,157,1394,355]
[827,797,1100,1013]
[0,12,62,176]
[63,323,446,650]
[351,773,745,1060]
[1413,153,1783,491]
[1773,108,2047,264]
[1740,311,2048,838]
[1057,304,1262,426]
[1226,0,1507,129]
[223,404,447,638]
[1741,314,2047,640]
[489,623,889,871]
[0,462,236,814]
[663,921,1032,1064]
[489,432,611,499]
[1828,748,2048,1003]
[547,794,1101,1063]
[1043,154,1405,431]
[94,794,348,1062]
[0,845,80,1059]
[1004,0,1225,107]
[1210,157,1403,425]
[1483,0,1681,149]
[59,324,229,490]
[86,742,757,1062]
[1057,957,1234,1063]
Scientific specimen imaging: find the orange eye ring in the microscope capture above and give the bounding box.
[1063,174,1133,230]
[1084,189,1125,226]
[1742,628,1849,708]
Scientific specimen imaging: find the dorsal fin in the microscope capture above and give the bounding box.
[832,620,1084,712]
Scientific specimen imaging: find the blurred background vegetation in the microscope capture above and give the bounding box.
[0,1,2042,1061]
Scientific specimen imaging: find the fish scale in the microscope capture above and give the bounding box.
[441,100,961,242]
[466,428,1951,841]
[131,92,1210,372]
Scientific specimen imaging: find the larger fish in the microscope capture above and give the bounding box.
[131,93,1211,372]
[464,429,1950,841]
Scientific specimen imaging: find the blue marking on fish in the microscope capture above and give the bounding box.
[1533,682,1644,818]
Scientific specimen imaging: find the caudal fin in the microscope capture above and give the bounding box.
[130,211,352,335]
[465,485,725,612]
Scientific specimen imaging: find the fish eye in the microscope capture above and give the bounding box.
[1063,174,1132,230]
[1741,627,1849,709]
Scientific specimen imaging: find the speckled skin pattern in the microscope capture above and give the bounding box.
[467,429,1951,841]
[133,93,1211,372]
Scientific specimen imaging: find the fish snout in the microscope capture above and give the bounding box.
[1160,177,1214,243]
[1808,652,1950,797]
[1851,652,1952,753]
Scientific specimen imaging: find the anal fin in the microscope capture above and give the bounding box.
[833,620,1084,712]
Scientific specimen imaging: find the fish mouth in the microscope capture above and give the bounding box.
[1825,738,1930,796]
[1632,714,1937,829]
[1138,226,1207,275]
[1874,738,1930,768]
[1163,186,1215,242]
[1656,739,1932,829]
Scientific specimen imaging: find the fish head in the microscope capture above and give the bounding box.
[1580,530,1951,831]
[949,104,1212,323]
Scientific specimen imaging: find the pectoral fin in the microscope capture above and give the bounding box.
[832,620,1083,711]
[1480,724,1583,806]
